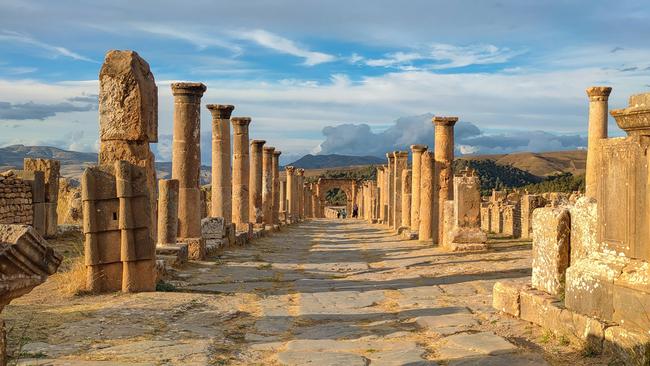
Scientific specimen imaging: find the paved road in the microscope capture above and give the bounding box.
[11,219,606,365]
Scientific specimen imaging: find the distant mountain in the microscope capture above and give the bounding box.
[288,154,385,169]
[458,150,586,177]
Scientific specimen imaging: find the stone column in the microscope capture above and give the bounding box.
[377,167,384,223]
[419,151,436,242]
[207,104,234,223]
[262,146,275,226]
[279,180,287,212]
[585,86,612,199]
[297,169,305,220]
[285,166,296,222]
[401,169,412,228]
[410,145,427,231]
[249,140,266,224]
[231,117,251,230]
[387,153,395,227]
[311,188,318,219]
[393,151,408,229]
[157,179,179,246]
[171,82,206,242]
[434,116,457,245]
[272,150,281,224]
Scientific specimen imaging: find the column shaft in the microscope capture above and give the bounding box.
[585,86,612,199]
[410,145,427,230]
[157,179,179,245]
[419,151,436,241]
[207,104,234,222]
[249,140,266,224]
[262,146,274,225]
[272,151,281,224]
[231,117,251,229]
[393,151,408,229]
[434,116,458,245]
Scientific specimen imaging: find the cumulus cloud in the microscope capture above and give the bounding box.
[0,99,96,120]
[315,114,586,157]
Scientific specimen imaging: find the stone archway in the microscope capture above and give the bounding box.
[315,178,358,218]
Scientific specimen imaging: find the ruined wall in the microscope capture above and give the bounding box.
[0,171,33,226]
[57,178,82,226]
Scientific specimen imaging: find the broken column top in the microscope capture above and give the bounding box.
[611,92,650,136]
[170,82,207,95]
[297,169,305,176]
[387,153,396,161]
[285,166,296,174]
[231,117,252,126]
[250,140,266,146]
[586,86,612,101]
[410,144,428,152]
[393,151,409,158]
[99,50,158,142]
[206,104,235,119]
[433,116,459,126]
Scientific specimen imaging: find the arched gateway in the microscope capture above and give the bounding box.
[315,178,359,218]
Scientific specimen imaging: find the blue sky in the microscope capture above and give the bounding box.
[0,0,649,164]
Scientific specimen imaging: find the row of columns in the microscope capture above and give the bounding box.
[355,116,458,244]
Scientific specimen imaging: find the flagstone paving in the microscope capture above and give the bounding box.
[5,219,613,365]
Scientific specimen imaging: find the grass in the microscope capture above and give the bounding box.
[156,281,177,292]
[53,257,88,297]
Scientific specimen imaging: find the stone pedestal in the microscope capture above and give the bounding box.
[585,86,612,199]
[171,82,206,250]
[443,169,487,251]
[231,117,251,229]
[434,116,457,245]
[531,207,570,296]
[207,104,234,223]
[249,140,266,224]
[410,145,427,231]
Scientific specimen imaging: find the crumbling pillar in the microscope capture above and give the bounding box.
[297,169,305,220]
[279,179,287,217]
[286,166,296,222]
[249,140,266,224]
[377,167,385,223]
[231,117,252,230]
[387,153,395,227]
[434,116,458,245]
[410,145,427,231]
[171,82,206,247]
[23,158,60,238]
[585,86,612,199]
[401,169,412,229]
[393,151,408,230]
[207,104,234,223]
[262,146,275,226]
[419,151,436,242]
[272,150,281,224]
[157,179,179,246]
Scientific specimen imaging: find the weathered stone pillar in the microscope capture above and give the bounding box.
[171,82,206,244]
[272,150,281,224]
[157,179,179,246]
[279,179,287,213]
[285,166,296,222]
[585,86,612,199]
[419,151,436,242]
[410,145,427,230]
[262,146,275,226]
[393,151,408,229]
[249,140,266,224]
[377,167,385,223]
[387,153,395,227]
[231,117,251,229]
[401,169,412,228]
[297,169,305,220]
[207,104,234,223]
[434,116,457,245]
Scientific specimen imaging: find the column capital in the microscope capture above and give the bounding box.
[387,152,396,161]
[586,86,612,102]
[393,151,409,158]
[171,82,206,96]
[231,117,252,126]
[250,139,266,147]
[410,144,428,153]
[273,150,282,157]
[297,169,305,176]
[285,166,296,175]
[263,146,275,153]
[206,104,235,119]
[433,116,458,126]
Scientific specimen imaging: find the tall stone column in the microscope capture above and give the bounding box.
[285,166,296,222]
[262,146,275,226]
[207,104,234,223]
[410,145,427,230]
[401,169,412,228]
[419,151,436,241]
[387,153,395,227]
[393,151,408,229]
[585,86,612,199]
[249,140,266,224]
[377,167,384,223]
[297,169,305,220]
[272,150,282,224]
[171,82,206,242]
[434,116,457,245]
[231,117,251,230]
[157,179,179,246]
[279,179,287,221]
[311,188,318,219]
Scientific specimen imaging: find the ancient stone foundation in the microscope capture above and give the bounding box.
[441,169,487,251]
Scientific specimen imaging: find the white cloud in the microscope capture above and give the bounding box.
[130,23,243,54]
[235,29,336,66]
[0,30,96,62]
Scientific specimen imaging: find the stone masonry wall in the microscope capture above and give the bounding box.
[0,171,33,225]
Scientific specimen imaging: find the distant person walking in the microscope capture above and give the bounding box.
[342,209,347,219]
[352,203,359,218]
[337,211,341,219]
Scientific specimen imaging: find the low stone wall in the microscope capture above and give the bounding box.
[0,171,33,225]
